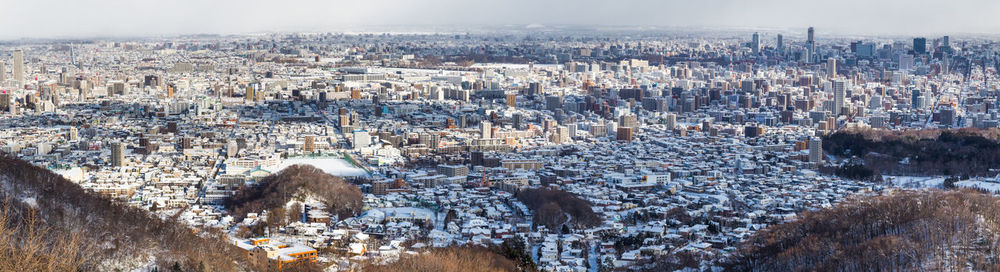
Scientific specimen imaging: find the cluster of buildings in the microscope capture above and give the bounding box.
[0,27,994,270]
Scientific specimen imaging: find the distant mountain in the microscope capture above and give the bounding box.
[0,155,248,271]
[727,189,1000,271]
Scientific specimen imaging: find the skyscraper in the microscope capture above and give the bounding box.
[111,142,125,167]
[245,85,255,103]
[776,34,784,53]
[665,113,677,130]
[12,50,24,86]
[833,79,846,116]
[480,120,492,139]
[0,60,6,82]
[913,37,927,54]
[751,32,760,54]
[807,27,816,63]
[809,137,823,164]
[827,57,837,79]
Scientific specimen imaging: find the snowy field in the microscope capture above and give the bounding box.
[885,176,946,189]
[273,158,368,177]
[886,175,1000,194]
[955,180,1000,193]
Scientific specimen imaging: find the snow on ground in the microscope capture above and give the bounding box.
[273,158,368,177]
[53,167,86,183]
[885,176,946,189]
[887,175,1000,194]
[955,180,1000,194]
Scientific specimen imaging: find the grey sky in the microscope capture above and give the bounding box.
[3,0,1000,39]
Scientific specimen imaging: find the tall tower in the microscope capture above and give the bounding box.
[833,79,846,116]
[0,60,6,82]
[809,137,823,165]
[480,120,492,139]
[751,32,760,54]
[776,34,784,53]
[12,50,24,86]
[807,27,816,63]
[244,85,254,103]
[827,57,837,79]
[111,142,125,167]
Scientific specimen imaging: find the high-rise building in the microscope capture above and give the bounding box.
[12,50,24,86]
[111,142,125,167]
[352,130,371,149]
[227,140,239,158]
[0,60,6,82]
[665,113,677,130]
[751,32,760,54]
[807,27,816,62]
[827,57,837,79]
[339,114,351,128]
[0,93,9,112]
[833,79,846,116]
[913,37,927,54]
[809,137,823,164]
[619,114,638,128]
[67,127,79,141]
[528,82,544,96]
[303,135,315,153]
[480,120,492,139]
[545,95,562,112]
[245,85,255,103]
[776,34,784,53]
[616,127,634,142]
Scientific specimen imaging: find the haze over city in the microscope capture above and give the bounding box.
[6,0,1000,38]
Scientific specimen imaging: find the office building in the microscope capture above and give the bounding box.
[827,58,837,79]
[303,135,315,153]
[12,50,24,86]
[833,79,846,116]
[776,34,784,53]
[480,120,492,139]
[914,37,927,54]
[807,27,816,62]
[809,137,823,164]
[353,130,371,149]
[111,142,125,167]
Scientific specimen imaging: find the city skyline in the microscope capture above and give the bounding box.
[6,0,1000,39]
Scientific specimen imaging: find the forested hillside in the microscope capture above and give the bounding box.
[823,128,1000,177]
[0,155,248,271]
[728,189,1000,271]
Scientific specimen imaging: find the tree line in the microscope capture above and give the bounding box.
[823,128,1000,177]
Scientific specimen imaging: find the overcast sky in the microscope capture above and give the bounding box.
[3,0,1000,39]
